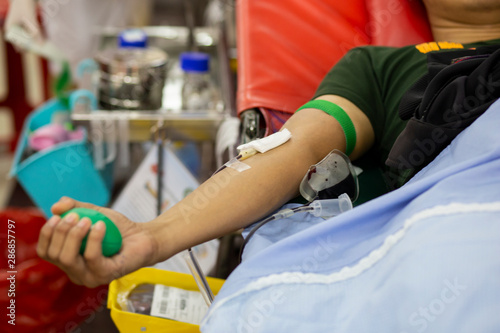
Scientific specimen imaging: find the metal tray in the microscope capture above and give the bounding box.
[72,25,234,142]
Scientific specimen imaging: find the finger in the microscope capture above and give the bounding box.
[83,221,106,265]
[46,212,79,260]
[51,197,76,215]
[37,215,62,259]
[59,217,91,267]
[81,221,116,287]
[51,197,98,215]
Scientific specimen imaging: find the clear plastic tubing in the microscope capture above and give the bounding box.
[309,193,353,217]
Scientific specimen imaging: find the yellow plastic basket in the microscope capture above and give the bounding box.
[108,267,225,332]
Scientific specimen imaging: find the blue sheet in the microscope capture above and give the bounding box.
[201,100,500,333]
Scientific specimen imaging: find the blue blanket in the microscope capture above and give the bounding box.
[202,100,500,333]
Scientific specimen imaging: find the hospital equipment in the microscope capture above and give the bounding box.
[213,128,292,174]
[71,26,231,181]
[108,267,225,332]
[125,282,209,325]
[184,248,215,306]
[296,100,357,156]
[300,149,359,202]
[95,29,169,111]
[236,128,292,155]
[240,193,352,261]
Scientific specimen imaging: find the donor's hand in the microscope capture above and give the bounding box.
[37,197,159,287]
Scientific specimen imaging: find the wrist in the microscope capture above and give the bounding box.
[143,214,179,265]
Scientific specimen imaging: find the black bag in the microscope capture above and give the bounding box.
[386,45,500,182]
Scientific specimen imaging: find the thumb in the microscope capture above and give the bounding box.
[51,197,101,216]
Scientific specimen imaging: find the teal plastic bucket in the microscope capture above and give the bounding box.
[10,93,113,217]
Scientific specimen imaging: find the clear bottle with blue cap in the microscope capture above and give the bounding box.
[180,52,216,112]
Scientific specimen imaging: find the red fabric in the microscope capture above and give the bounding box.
[0,1,51,152]
[258,107,290,136]
[367,0,432,46]
[236,0,433,117]
[237,0,369,114]
[0,208,107,333]
[0,0,8,20]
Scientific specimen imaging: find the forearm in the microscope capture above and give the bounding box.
[146,96,374,263]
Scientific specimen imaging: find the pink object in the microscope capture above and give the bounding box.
[67,126,85,141]
[28,123,84,151]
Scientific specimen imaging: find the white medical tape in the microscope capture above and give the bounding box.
[224,158,251,172]
[237,128,292,154]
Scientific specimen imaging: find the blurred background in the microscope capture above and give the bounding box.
[0,0,237,331]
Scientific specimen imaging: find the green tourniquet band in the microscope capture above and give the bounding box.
[296,100,357,156]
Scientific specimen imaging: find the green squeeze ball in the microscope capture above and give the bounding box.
[61,208,122,257]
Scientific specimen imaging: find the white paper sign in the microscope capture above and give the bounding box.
[112,144,219,274]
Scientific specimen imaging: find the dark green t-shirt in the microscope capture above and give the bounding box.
[313,38,500,203]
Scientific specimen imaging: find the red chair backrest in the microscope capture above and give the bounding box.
[236,0,433,116]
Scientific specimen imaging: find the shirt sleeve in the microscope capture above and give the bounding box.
[313,47,386,138]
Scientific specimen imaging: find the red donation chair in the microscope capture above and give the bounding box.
[236,0,433,140]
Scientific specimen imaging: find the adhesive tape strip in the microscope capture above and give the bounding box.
[237,128,292,154]
[225,158,251,172]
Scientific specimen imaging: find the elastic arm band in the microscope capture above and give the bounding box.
[296,100,357,156]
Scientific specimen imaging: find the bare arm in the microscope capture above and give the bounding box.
[147,95,374,263]
[38,95,374,286]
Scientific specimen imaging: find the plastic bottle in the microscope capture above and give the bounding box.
[180,52,216,112]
